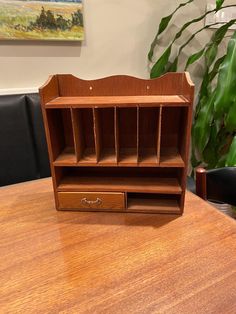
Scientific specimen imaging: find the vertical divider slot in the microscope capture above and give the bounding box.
[157,105,162,164]
[73,108,96,164]
[160,106,185,167]
[115,107,119,164]
[47,108,76,164]
[71,108,81,163]
[137,106,140,163]
[95,107,116,165]
[118,107,138,165]
[93,108,101,163]
[138,106,160,165]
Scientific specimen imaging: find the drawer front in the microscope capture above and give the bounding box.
[58,192,125,211]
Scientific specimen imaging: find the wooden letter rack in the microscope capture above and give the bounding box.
[39,73,194,214]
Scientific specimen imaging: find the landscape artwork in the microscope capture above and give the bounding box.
[0,0,84,41]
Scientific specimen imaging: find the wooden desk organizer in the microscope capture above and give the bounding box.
[39,73,194,214]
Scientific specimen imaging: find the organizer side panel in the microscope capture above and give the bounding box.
[39,75,59,104]
[182,72,195,102]
[39,76,60,210]
[180,105,193,214]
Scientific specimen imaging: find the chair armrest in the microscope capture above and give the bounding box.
[196,167,207,200]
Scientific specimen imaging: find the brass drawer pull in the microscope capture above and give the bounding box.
[81,197,102,207]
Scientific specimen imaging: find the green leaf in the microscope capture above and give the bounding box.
[150,46,171,78]
[212,19,236,43]
[226,136,236,166]
[216,154,227,167]
[148,0,194,61]
[192,91,216,153]
[149,5,216,68]
[193,22,236,124]
[214,31,236,117]
[202,122,219,168]
[150,20,226,78]
[224,99,236,132]
[167,56,178,72]
[173,7,221,42]
[194,95,208,118]
[166,23,213,73]
[199,70,211,99]
[149,6,236,79]
[191,147,201,169]
[205,20,236,68]
[185,48,205,70]
[216,0,225,10]
[205,42,218,68]
[208,55,226,81]
[158,15,173,35]
[216,128,230,155]
[185,20,235,71]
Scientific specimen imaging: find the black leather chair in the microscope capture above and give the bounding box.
[26,94,50,178]
[196,167,236,206]
[0,94,50,186]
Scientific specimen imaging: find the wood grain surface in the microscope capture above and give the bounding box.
[46,95,189,108]
[58,192,125,211]
[0,178,236,313]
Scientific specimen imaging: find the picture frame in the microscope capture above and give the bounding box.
[0,0,84,41]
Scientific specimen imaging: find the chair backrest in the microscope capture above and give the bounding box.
[196,167,236,206]
[0,93,50,186]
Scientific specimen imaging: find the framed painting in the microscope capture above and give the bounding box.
[0,0,84,41]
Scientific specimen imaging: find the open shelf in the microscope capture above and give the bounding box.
[46,95,189,108]
[46,108,76,162]
[58,176,181,194]
[56,167,182,194]
[127,193,181,213]
[73,108,96,164]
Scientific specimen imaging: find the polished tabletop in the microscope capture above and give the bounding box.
[0,178,236,313]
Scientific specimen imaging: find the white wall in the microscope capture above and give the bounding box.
[0,0,232,92]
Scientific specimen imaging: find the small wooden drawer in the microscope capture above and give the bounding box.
[58,192,125,211]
